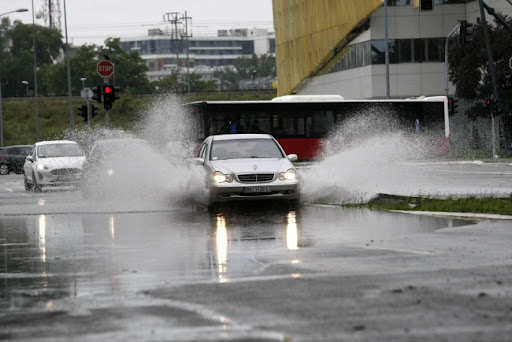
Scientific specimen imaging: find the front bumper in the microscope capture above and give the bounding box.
[209,180,299,203]
[36,169,82,186]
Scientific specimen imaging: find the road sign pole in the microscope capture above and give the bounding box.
[86,98,90,130]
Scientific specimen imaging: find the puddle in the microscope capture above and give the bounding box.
[0,205,472,309]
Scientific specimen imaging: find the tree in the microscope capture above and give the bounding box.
[1,21,63,97]
[449,15,512,152]
[40,38,151,95]
[449,17,512,118]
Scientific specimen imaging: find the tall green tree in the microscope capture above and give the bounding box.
[449,15,512,152]
[1,21,63,97]
[449,17,512,117]
[40,38,151,96]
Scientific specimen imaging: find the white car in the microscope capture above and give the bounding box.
[23,140,86,191]
[194,134,300,205]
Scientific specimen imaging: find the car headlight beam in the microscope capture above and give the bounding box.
[213,171,232,183]
[279,168,296,181]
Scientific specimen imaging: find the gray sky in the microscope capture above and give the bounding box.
[1,0,274,46]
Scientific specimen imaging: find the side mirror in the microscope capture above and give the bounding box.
[287,154,298,162]
[26,156,34,163]
[193,157,205,165]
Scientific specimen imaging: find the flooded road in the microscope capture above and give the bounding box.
[1,168,512,341]
[1,204,469,310]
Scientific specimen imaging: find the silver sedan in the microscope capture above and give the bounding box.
[194,134,299,205]
[23,140,85,191]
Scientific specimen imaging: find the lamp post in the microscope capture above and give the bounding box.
[31,0,43,142]
[0,8,28,147]
[63,0,74,133]
[22,81,29,96]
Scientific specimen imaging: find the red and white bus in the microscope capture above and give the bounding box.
[183,95,450,161]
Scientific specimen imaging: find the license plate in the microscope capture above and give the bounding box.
[57,175,77,182]
[243,186,271,193]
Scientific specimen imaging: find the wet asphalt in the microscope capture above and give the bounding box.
[1,164,512,341]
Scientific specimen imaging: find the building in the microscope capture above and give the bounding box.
[273,0,512,99]
[272,0,512,152]
[120,27,275,86]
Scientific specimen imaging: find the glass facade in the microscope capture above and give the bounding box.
[121,39,254,56]
[386,0,475,4]
[328,37,447,74]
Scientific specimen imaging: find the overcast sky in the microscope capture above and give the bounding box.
[1,0,274,46]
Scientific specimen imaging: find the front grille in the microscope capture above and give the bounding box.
[237,173,275,183]
[50,168,81,176]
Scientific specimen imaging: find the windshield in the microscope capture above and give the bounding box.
[37,143,84,158]
[210,138,284,160]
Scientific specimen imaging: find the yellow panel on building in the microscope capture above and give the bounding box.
[272,0,383,96]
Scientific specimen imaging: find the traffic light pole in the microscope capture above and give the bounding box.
[444,23,461,96]
[479,0,510,157]
[104,78,109,129]
[491,97,496,159]
[86,98,90,130]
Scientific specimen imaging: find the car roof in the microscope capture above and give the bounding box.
[35,140,79,146]
[211,134,273,141]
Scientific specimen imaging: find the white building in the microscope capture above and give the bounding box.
[120,28,275,84]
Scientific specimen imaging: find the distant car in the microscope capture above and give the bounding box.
[0,145,32,175]
[194,134,300,205]
[23,140,86,191]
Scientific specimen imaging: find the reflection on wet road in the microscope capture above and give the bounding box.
[0,205,469,310]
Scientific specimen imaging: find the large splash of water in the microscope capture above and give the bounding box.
[300,107,430,204]
[58,97,432,210]
[61,95,207,212]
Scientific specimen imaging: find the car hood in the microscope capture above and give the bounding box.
[209,158,294,174]
[36,156,86,169]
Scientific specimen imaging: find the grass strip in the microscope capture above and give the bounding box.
[364,194,512,216]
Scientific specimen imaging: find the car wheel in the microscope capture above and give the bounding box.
[24,174,33,191]
[32,172,42,192]
[0,164,9,175]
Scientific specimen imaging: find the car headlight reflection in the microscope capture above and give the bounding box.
[279,168,296,181]
[36,163,48,171]
[213,171,232,183]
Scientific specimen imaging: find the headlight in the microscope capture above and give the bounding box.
[279,168,296,181]
[36,163,47,171]
[212,171,232,183]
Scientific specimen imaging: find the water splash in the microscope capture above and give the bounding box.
[301,108,429,204]
[60,95,207,212]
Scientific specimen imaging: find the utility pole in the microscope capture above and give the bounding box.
[181,11,192,93]
[164,12,182,75]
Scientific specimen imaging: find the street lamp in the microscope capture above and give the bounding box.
[22,81,29,96]
[0,8,29,147]
[32,0,43,142]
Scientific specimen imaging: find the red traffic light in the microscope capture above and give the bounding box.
[485,98,492,108]
[104,86,113,94]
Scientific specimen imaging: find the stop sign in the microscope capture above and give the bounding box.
[97,60,114,77]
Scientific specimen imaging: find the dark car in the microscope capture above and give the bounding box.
[0,145,32,175]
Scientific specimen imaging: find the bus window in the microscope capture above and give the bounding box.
[240,112,271,134]
[306,111,334,137]
[272,113,305,137]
